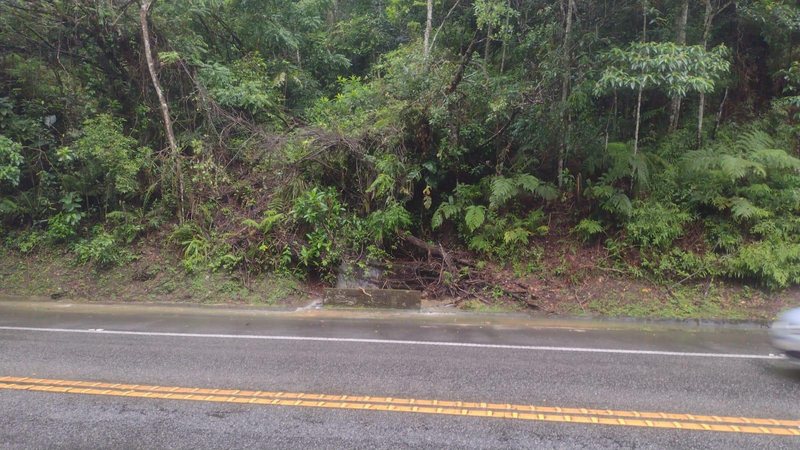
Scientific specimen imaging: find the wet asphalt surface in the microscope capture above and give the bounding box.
[1,300,798,449]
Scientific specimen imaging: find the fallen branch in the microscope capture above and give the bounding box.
[402,234,474,267]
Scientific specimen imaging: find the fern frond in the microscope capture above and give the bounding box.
[604,142,634,183]
[730,197,771,221]
[750,148,800,171]
[431,210,444,230]
[733,130,773,154]
[629,153,650,187]
[603,192,633,217]
[586,184,615,200]
[720,155,764,180]
[242,218,260,229]
[504,174,558,202]
[440,202,461,219]
[431,199,461,229]
[0,198,18,216]
[534,183,559,201]
[464,205,486,232]
[682,149,718,174]
[514,174,541,193]
[489,176,517,209]
[468,235,491,253]
[573,219,605,241]
[503,227,530,245]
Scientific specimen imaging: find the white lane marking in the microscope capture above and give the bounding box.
[0,326,784,360]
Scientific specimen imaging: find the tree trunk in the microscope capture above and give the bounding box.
[430,0,462,56]
[140,0,184,221]
[423,0,433,60]
[641,0,648,41]
[634,83,644,156]
[712,87,728,140]
[668,0,689,131]
[697,0,714,148]
[446,31,479,95]
[558,0,575,187]
[697,92,706,147]
[500,0,510,73]
[483,22,492,77]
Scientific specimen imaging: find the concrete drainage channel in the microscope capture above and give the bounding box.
[322,288,422,310]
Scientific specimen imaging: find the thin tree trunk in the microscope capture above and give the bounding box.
[623,0,648,193]
[140,0,184,221]
[641,0,648,40]
[634,0,646,156]
[634,83,643,156]
[423,0,433,60]
[605,91,617,151]
[500,0,510,73]
[668,0,689,131]
[697,93,706,147]
[558,0,575,187]
[675,0,689,54]
[446,31,479,95]
[329,0,338,25]
[697,0,715,148]
[500,39,507,73]
[712,87,728,140]
[430,0,462,55]
[484,23,492,77]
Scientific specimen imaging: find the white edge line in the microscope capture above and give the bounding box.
[0,326,785,360]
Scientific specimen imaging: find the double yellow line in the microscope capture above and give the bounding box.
[2,376,799,436]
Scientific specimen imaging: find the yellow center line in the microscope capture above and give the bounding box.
[1,376,796,428]
[0,377,798,437]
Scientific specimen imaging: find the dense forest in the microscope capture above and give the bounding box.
[1,1,799,304]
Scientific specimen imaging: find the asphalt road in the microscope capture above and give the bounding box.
[1,299,798,449]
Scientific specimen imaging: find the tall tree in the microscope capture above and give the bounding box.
[140,0,184,220]
[669,0,690,131]
[424,0,433,59]
[697,0,733,147]
[558,0,576,187]
[634,0,649,156]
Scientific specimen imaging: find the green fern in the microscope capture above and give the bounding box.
[431,198,461,229]
[574,219,605,241]
[725,241,800,289]
[732,129,774,154]
[751,148,800,171]
[587,184,633,218]
[607,193,633,217]
[533,183,559,201]
[464,205,486,232]
[243,209,286,234]
[431,210,444,230]
[720,155,764,180]
[628,152,651,188]
[468,235,492,252]
[503,227,531,245]
[515,174,540,194]
[730,197,771,221]
[0,198,18,217]
[489,176,516,209]
[366,173,395,198]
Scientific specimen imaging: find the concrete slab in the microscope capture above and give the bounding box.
[323,288,421,310]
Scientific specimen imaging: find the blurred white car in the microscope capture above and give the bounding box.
[770,307,800,364]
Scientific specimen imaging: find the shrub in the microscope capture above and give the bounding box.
[169,223,242,274]
[573,219,605,242]
[724,241,800,289]
[0,135,23,188]
[625,201,692,249]
[73,229,135,269]
[59,114,150,207]
[45,193,84,242]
